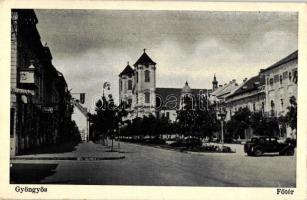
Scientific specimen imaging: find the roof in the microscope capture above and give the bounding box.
[134,52,156,67]
[119,64,134,77]
[156,87,207,110]
[227,75,265,99]
[211,82,238,98]
[261,50,298,73]
[181,81,191,93]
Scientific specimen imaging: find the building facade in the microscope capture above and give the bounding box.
[10,9,72,155]
[260,50,298,138]
[223,50,297,139]
[260,50,298,118]
[225,75,266,121]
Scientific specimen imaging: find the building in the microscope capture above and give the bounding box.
[209,77,239,116]
[224,50,297,139]
[10,9,72,155]
[260,50,298,118]
[260,50,298,138]
[119,50,209,122]
[225,75,266,121]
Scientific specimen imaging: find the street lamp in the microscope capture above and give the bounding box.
[218,108,227,148]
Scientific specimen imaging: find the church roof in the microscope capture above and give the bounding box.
[156,87,208,110]
[119,64,134,77]
[260,50,298,73]
[134,51,156,67]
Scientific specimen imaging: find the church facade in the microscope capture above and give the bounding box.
[119,50,211,122]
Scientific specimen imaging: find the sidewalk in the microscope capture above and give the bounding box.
[11,141,125,161]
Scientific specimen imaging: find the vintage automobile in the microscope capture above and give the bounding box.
[244,136,295,156]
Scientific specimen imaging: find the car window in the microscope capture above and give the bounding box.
[259,138,265,143]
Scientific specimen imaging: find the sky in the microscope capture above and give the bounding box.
[35,10,298,114]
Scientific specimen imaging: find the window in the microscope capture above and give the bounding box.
[253,103,256,111]
[280,99,284,110]
[279,75,283,85]
[145,92,150,103]
[119,80,122,91]
[128,80,132,90]
[293,70,297,84]
[269,78,274,86]
[128,99,132,107]
[145,70,150,82]
[166,112,170,119]
[10,108,15,137]
[289,72,292,81]
[136,72,138,82]
[274,75,279,83]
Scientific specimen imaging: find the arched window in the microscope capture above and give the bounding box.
[145,92,150,103]
[128,80,132,90]
[145,70,150,82]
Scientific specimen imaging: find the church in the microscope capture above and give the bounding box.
[118,49,212,122]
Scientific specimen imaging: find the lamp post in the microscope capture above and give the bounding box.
[218,108,227,148]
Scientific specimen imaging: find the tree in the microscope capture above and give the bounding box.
[176,95,219,139]
[89,94,127,146]
[226,107,251,139]
[286,96,297,130]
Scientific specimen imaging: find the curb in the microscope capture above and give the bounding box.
[10,156,125,161]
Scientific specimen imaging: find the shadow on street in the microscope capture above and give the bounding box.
[10,163,58,184]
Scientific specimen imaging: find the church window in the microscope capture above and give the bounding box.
[128,80,132,90]
[145,92,150,103]
[145,70,150,82]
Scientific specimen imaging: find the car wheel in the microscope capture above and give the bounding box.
[253,149,263,157]
[286,148,295,156]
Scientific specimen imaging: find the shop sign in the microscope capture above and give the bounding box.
[20,71,35,84]
[11,88,35,96]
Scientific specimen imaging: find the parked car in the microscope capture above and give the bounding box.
[244,136,295,156]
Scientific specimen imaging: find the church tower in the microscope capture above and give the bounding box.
[212,74,218,91]
[134,49,156,117]
[119,62,135,110]
[180,81,193,109]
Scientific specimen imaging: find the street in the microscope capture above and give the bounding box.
[10,141,296,187]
